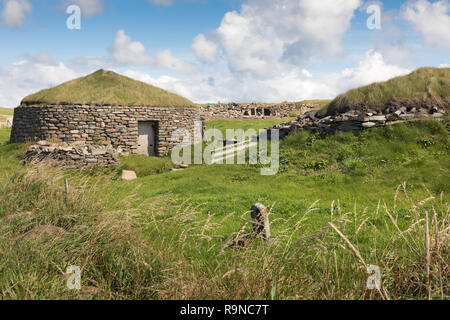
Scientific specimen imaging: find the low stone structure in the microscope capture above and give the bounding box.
[11,104,202,156]
[200,102,314,120]
[25,140,119,169]
[268,104,447,138]
[10,70,204,158]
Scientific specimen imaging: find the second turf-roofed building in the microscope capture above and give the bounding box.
[10,69,203,156]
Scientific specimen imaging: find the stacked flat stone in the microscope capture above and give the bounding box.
[268,105,447,137]
[11,104,203,157]
[199,102,314,120]
[25,140,119,169]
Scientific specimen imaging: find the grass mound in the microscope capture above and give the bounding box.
[21,69,195,107]
[326,67,450,115]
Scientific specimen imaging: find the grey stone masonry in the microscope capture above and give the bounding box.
[10,104,203,156]
[25,141,119,170]
[267,105,448,138]
[200,102,315,120]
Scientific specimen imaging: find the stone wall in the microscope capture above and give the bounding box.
[268,104,447,138]
[11,104,203,156]
[25,140,119,169]
[200,102,312,120]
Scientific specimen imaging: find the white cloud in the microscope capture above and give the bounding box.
[0,54,80,107]
[0,0,31,28]
[190,0,362,78]
[402,0,450,52]
[0,49,412,108]
[62,0,103,17]
[191,34,219,64]
[329,50,411,93]
[109,29,195,73]
[439,64,450,68]
[121,50,411,104]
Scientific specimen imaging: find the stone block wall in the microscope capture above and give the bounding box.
[200,102,310,120]
[25,141,119,169]
[11,104,203,156]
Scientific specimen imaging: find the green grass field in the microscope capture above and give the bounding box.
[0,117,448,300]
[206,118,293,132]
[0,107,13,122]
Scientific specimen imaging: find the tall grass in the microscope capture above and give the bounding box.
[0,167,162,299]
[1,165,447,299]
[144,186,448,300]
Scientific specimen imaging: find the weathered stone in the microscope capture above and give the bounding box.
[362,122,376,128]
[369,115,386,122]
[432,113,444,118]
[91,148,107,156]
[121,170,137,180]
[37,140,51,146]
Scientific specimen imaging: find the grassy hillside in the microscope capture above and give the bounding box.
[326,67,450,115]
[0,118,448,299]
[21,69,195,107]
[0,107,13,122]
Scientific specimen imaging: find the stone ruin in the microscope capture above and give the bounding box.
[268,103,447,138]
[199,102,315,120]
[25,140,119,170]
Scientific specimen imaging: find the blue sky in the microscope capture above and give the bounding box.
[0,0,449,107]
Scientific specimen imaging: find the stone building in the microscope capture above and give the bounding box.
[10,70,203,157]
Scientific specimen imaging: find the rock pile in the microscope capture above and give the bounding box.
[25,140,119,169]
[269,105,447,138]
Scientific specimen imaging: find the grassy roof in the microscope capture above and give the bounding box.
[326,67,450,114]
[21,69,195,107]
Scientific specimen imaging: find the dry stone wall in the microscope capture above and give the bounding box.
[25,140,119,169]
[11,104,203,156]
[200,102,312,120]
[269,104,448,138]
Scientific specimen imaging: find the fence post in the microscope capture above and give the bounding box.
[65,178,69,200]
[251,203,271,243]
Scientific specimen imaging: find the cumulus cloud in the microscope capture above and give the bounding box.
[0,54,80,107]
[402,0,450,52]
[191,34,219,64]
[109,29,195,73]
[328,50,411,93]
[439,64,450,68]
[191,0,362,78]
[62,0,103,17]
[0,49,411,108]
[0,0,31,28]
[121,50,411,104]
